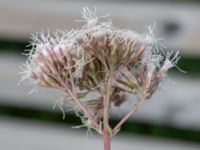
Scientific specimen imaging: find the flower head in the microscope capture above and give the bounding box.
[20,8,180,134]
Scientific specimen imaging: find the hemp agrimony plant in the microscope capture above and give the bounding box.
[20,8,180,150]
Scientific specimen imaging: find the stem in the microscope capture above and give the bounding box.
[67,90,99,129]
[58,75,99,129]
[103,75,113,150]
[103,77,112,131]
[112,95,146,135]
[103,130,111,150]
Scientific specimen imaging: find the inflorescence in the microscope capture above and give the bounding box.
[19,7,180,136]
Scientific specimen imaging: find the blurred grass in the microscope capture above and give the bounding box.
[0,39,200,76]
[0,39,26,55]
[171,56,200,76]
[0,102,200,143]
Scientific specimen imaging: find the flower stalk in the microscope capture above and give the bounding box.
[103,130,111,150]
[112,94,147,136]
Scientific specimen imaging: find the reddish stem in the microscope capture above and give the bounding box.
[112,95,146,135]
[102,76,113,150]
[103,130,110,150]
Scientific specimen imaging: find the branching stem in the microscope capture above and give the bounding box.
[112,95,147,136]
[59,76,99,130]
[67,90,99,129]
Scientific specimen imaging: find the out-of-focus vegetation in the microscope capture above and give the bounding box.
[0,39,199,76]
[0,102,200,143]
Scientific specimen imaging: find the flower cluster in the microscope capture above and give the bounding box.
[20,8,179,135]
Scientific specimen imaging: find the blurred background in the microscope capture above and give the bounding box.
[0,0,200,149]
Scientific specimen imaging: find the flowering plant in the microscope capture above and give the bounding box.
[20,8,180,150]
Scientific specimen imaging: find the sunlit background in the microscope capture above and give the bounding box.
[0,0,200,149]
